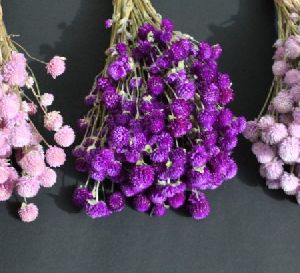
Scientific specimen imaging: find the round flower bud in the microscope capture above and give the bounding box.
[18,203,39,222]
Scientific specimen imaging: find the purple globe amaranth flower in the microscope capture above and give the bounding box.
[107,192,125,212]
[157,132,173,150]
[106,161,122,177]
[217,108,233,128]
[197,109,217,130]
[116,42,128,56]
[232,116,247,133]
[187,168,212,190]
[169,118,192,138]
[133,194,151,212]
[104,19,113,29]
[147,111,165,134]
[152,205,167,217]
[129,77,142,90]
[125,149,141,163]
[77,118,88,133]
[218,73,231,90]
[138,23,155,40]
[198,42,212,60]
[211,44,222,60]
[73,187,93,208]
[150,149,169,163]
[190,145,208,167]
[188,192,210,220]
[202,83,220,106]
[107,61,127,81]
[110,126,130,148]
[96,76,111,91]
[130,132,147,151]
[219,135,238,151]
[148,187,167,205]
[147,76,165,96]
[85,200,112,219]
[219,88,234,105]
[170,148,187,163]
[156,56,171,69]
[168,192,185,208]
[170,99,192,119]
[170,39,192,62]
[201,130,218,147]
[162,183,186,198]
[175,80,196,100]
[102,86,120,109]
[130,165,155,189]
[161,18,174,32]
[89,168,106,182]
[84,94,96,106]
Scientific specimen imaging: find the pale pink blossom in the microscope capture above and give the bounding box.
[274,46,285,60]
[257,115,275,129]
[285,37,300,59]
[288,122,300,138]
[293,107,300,124]
[272,60,288,76]
[19,150,46,177]
[16,176,40,198]
[0,92,20,120]
[290,85,300,102]
[278,136,300,163]
[272,90,294,113]
[266,179,281,190]
[45,146,66,167]
[280,172,299,195]
[284,69,300,86]
[261,123,288,145]
[0,166,9,184]
[38,167,57,188]
[251,142,275,163]
[2,51,27,87]
[40,93,54,107]
[10,123,31,148]
[0,180,14,201]
[44,111,63,131]
[54,125,75,147]
[18,203,39,222]
[46,56,66,79]
[262,158,284,180]
[243,121,259,142]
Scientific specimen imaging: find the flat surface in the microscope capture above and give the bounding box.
[1,1,293,273]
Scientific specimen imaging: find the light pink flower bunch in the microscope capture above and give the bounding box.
[0,38,74,222]
[244,0,300,203]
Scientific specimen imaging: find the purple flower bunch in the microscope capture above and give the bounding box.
[244,0,300,202]
[74,2,244,220]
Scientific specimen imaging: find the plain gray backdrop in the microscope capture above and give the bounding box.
[1,1,294,273]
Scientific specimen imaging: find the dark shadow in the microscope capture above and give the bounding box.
[5,195,21,220]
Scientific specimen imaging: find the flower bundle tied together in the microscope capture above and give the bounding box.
[74,0,245,219]
[0,5,74,222]
[244,0,300,200]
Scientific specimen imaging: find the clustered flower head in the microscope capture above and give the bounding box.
[74,0,244,220]
[0,15,74,222]
[244,0,300,203]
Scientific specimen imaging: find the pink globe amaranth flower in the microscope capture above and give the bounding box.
[40,93,54,107]
[272,91,294,113]
[285,37,300,59]
[293,107,300,124]
[38,167,57,188]
[19,150,46,177]
[27,102,37,115]
[45,146,66,167]
[274,46,285,60]
[262,158,284,180]
[0,166,9,184]
[243,121,259,142]
[54,125,75,147]
[251,142,275,164]
[16,176,40,198]
[266,179,281,190]
[2,51,27,87]
[279,113,293,125]
[28,124,43,145]
[10,123,31,148]
[46,56,66,79]
[0,180,14,201]
[274,39,284,48]
[278,136,300,163]
[288,122,300,138]
[284,69,300,86]
[257,115,275,130]
[44,111,63,131]
[0,130,11,158]
[290,85,300,102]
[18,203,39,223]
[0,91,20,120]
[261,123,288,145]
[280,172,299,195]
[272,60,288,76]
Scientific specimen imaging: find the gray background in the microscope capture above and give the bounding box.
[0,1,294,273]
